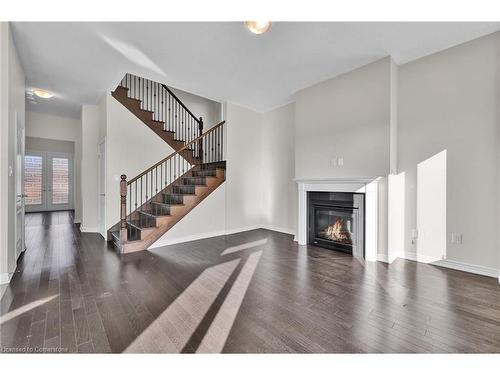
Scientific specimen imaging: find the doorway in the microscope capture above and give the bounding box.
[24,151,74,212]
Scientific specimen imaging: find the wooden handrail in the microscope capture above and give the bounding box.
[161,84,201,124]
[127,120,226,185]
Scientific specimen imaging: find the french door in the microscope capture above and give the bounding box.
[24,151,73,212]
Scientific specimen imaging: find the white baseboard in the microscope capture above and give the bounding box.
[377,253,394,263]
[80,226,99,233]
[400,251,441,264]
[394,252,499,280]
[378,252,403,264]
[260,224,295,236]
[0,272,13,285]
[224,225,262,235]
[149,229,227,249]
[149,225,295,249]
[431,259,499,279]
[73,218,82,224]
[377,253,389,263]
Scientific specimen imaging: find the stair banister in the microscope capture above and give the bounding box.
[198,117,203,159]
[160,83,201,126]
[127,120,225,185]
[114,120,225,241]
[118,73,204,148]
[120,174,128,241]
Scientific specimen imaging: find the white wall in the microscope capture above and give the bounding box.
[150,184,226,248]
[388,172,406,262]
[417,150,447,261]
[0,22,25,283]
[25,111,82,221]
[295,57,391,179]
[80,104,100,231]
[26,137,75,154]
[170,86,222,129]
[225,103,264,231]
[398,33,499,270]
[0,23,7,283]
[261,103,296,234]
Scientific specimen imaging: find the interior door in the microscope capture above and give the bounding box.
[98,140,106,238]
[15,112,26,257]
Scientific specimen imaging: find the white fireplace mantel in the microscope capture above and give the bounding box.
[294,177,382,262]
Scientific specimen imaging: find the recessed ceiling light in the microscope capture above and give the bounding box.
[33,89,54,99]
[245,21,272,35]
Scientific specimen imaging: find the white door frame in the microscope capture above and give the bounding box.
[98,138,106,238]
[14,111,25,258]
[24,150,74,212]
[24,151,45,212]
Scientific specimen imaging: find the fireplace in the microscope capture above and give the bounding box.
[308,192,364,256]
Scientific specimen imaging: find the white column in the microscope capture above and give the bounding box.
[365,179,379,262]
[296,181,307,245]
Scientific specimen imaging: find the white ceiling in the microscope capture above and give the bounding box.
[11,22,500,119]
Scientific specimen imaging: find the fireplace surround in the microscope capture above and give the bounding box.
[308,192,364,256]
[295,178,381,261]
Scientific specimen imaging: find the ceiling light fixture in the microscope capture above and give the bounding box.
[245,21,272,35]
[33,89,54,99]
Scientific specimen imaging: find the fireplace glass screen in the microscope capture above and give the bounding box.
[308,192,364,256]
[315,208,354,246]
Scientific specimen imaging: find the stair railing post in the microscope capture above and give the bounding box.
[198,117,204,162]
[120,174,128,241]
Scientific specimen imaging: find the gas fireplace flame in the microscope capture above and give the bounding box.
[320,218,352,244]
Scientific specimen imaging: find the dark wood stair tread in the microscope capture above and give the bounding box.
[137,210,170,218]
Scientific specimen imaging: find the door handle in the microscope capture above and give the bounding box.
[100,194,106,196]
[17,194,27,198]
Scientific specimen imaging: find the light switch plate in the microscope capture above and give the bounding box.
[451,233,463,244]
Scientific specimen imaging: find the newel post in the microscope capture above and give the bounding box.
[198,117,204,160]
[120,174,127,241]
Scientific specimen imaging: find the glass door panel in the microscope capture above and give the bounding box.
[51,157,69,204]
[47,153,72,211]
[24,153,45,212]
[24,151,73,212]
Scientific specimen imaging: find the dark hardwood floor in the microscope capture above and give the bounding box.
[1,211,500,353]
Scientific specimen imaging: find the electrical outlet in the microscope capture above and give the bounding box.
[411,229,418,239]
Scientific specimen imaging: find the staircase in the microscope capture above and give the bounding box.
[107,74,226,253]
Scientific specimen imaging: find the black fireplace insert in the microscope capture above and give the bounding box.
[308,192,365,256]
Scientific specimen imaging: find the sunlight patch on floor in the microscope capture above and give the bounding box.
[197,250,262,353]
[124,258,240,353]
[0,295,58,325]
[221,239,267,255]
